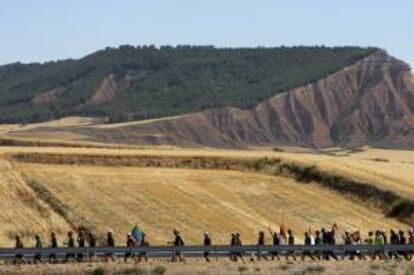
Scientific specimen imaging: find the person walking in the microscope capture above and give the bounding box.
[124,233,136,263]
[257,231,268,261]
[269,230,280,260]
[351,231,366,260]
[322,227,338,260]
[302,232,315,260]
[49,232,58,263]
[105,231,116,262]
[171,229,185,263]
[286,229,296,261]
[409,228,414,244]
[138,231,149,263]
[88,232,97,262]
[342,230,352,260]
[372,230,385,260]
[398,230,409,260]
[235,233,245,263]
[314,230,322,260]
[365,231,375,260]
[389,229,400,259]
[64,231,76,263]
[77,231,85,262]
[13,234,25,264]
[230,233,237,261]
[408,228,414,260]
[34,235,43,264]
[203,232,212,262]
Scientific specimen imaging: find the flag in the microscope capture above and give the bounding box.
[280,223,286,236]
[131,225,144,242]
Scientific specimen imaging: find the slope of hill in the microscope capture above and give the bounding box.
[0,144,410,246]
[16,164,404,245]
[0,46,376,123]
[0,159,70,245]
[74,51,414,148]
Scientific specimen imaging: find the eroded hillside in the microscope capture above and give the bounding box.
[75,51,414,148]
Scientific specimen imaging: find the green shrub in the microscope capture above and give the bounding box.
[272,147,284,152]
[119,267,148,275]
[405,264,414,275]
[370,264,380,270]
[91,267,106,275]
[280,264,291,271]
[238,266,248,275]
[305,265,325,273]
[150,265,167,275]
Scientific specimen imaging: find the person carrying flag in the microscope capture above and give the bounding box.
[130,225,149,262]
[267,225,280,261]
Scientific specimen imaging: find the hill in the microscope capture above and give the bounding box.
[70,51,414,148]
[0,144,411,246]
[0,46,376,123]
[1,48,413,149]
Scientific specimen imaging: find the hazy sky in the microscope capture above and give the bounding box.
[1,0,413,67]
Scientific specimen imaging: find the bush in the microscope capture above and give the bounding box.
[150,265,167,275]
[280,264,291,271]
[91,267,106,275]
[405,264,414,275]
[238,266,248,275]
[272,147,284,152]
[370,264,380,270]
[119,267,148,275]
[305,265,325,273]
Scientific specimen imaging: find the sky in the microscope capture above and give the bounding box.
[0,0,413,67]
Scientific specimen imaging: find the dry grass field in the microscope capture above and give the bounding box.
[1,116,413,199]
[0,159,70,246]
[0,118,412,250]
[13,163,405,246]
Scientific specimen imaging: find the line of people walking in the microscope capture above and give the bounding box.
[11,224,414,264]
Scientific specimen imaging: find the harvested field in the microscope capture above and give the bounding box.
[0,160,70,247]
[7,148,414,224]
[14,163,405,246]
[0,134,412,248]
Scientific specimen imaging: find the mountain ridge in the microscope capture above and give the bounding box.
[72,50,414,148]
[0,45,376,123]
